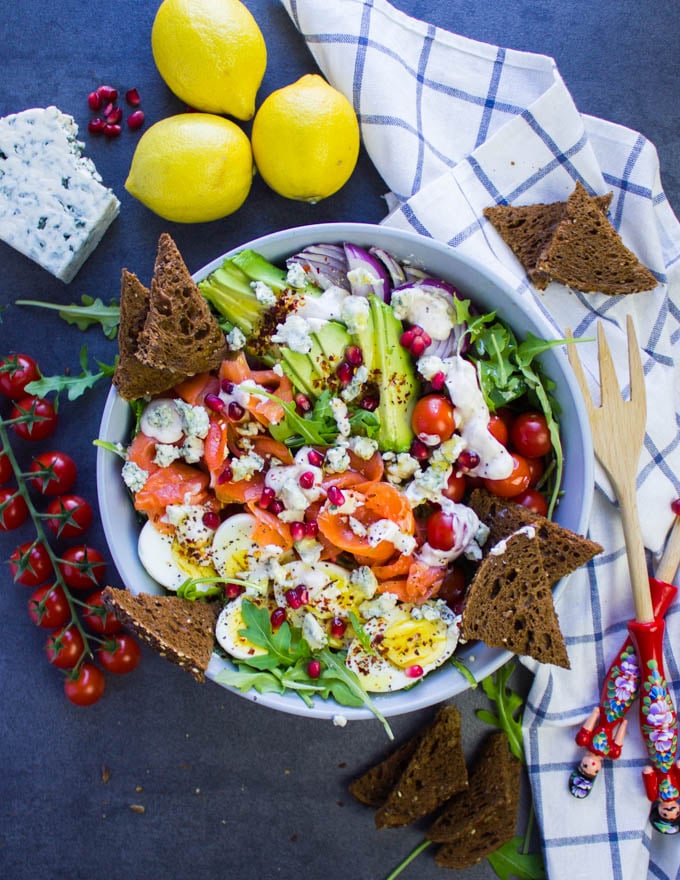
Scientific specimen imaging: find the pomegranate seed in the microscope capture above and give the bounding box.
[330,617,347,639]
[202,511,220,530]
[345,345,363,366]
[225,582,244,599]
[409,439,430,461]
[327,485,345,506]
[221,379,235,394]
[400,328,416,348]
[125,87,141,107]
[360,395,379,412]
[127,110,145,131]
[106,106,123,124]
[420,330,432,346]
[227,401,245,421]
[285,587,304,609]
[410,336,427,357]
[336,362,353,386]
[204,393,224,412]
[290,521,306,542]
[269,499,284,515]
[307,449,324,467]
[103,123,122,138]
[97,85,118,102]
[87,117,106,134]
[87,91,102,110]
[270,607,287,630]
[307,660,322,679]
[430,371,447,391]
[406,665,424,679]
[672,498,680,516]
[217,464,233,484]
[299,471,315,490]
[304,521,318,538]
[102,101,114,118]
[457,449,481,471]
[259,487,275,508]
[295,393,312,413]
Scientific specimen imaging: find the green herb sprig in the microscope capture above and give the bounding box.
[16,295,120,339]
[25,345,116,407]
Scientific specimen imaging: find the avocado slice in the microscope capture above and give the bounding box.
[279,320,352,398]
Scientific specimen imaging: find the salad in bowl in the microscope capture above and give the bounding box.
[97,223,594,729]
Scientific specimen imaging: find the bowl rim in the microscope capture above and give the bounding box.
[97,221,594,722]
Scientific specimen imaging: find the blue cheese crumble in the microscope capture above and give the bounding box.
[121,461,148,493]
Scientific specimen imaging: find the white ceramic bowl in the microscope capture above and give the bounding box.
[97,222,594,722]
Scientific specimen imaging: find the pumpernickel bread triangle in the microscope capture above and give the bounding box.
[135,233,227,375]
[535,181,657,294]
[468,488,602,586]
[484,192,612,290]
[101,587,219,682]
[428,731,520,868]
[460,528,570,667]
[349,734,422,808]
[374,704,468,828]
[112,269,185,400]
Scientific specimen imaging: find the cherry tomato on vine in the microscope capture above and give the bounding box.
[0,452,12,486]
[98,633,141,674]
[514,488,549,517]
[0,487,29,530]
[9,541,54,586]
[57,545,106,590]
[426,509,458,551]
[46,625,86,669]
[0,353,40,399]
[10,395,57,442]
[29,451,78,496]
[46,495,93,538]
[411,394,456,442]
[510,412,552,459]
[441,470,466,503]
[483,452,532,499]
[487,413,509,447]
[64,663,105,706]
[28,584,70,628]
[82,589,122,634]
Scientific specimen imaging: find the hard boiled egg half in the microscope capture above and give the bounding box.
[345,600,461,692]
[137,510,216,591]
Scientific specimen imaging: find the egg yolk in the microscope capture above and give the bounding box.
[380,616,448,669]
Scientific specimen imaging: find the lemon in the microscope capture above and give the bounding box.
[151,0,267,120]
[251,74,360,203]
[124,113,254,223]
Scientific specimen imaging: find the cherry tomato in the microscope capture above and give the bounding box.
[10,396,57,442]
[0,353,40,399]
[483,452,532,499]
[46,625,86,669]
[57,546,106,590]
[99,633,141,674]
[526,456,545,488]
[487,413,509,447]
[514,488,549,517]
[441,470,466,503]
[437,567,467,614]
[0,487,29,530]
[82,589,122,634]
[426,509,458,551]
[28,584,70,628]
[411,394,456,442]
[64,663,105,706]
[29,451,78,495]
[0,452,12,486]
[510,412,552,458]
[9,541,54,586]
[46,495,93,538]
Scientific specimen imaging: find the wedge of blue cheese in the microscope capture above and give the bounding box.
[0,106,119,282]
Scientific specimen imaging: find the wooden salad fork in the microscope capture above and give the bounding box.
[567,316,680,833]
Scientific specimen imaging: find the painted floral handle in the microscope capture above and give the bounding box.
[569,579,677,799]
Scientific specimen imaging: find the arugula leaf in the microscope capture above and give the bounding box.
[487,837,545,880]
[16,295,121,339]
[318,648,393,739]
[218,667,287,696]
[242,384,338,447]
[236,599,311,669]
[24,345,116,406]
[349,407,380,439]
[448,655,478,688]
[477,661,524,762]
[348,611,375,653]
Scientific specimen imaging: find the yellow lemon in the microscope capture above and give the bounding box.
[251,74,360,203]
[151,0,267,120]
[125,113,254,223]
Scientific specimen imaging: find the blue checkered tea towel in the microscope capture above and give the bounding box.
[281,2,680,878]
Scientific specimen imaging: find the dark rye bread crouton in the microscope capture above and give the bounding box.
[535,181,657,294]
[429,731,521,869]
[461,528,571,668]
[484,192,612,290]
[349,735,422,808]
[468,488,602,586]
[374,705,468,828]
[101,587,219,682]
[135,233,227,376]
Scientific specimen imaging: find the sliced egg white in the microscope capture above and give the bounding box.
[138,519,215,591]
[346,601,460,692]
[215,594,275,660]
[212,513,258,581]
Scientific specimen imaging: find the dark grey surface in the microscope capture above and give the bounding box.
[0,2,678,879]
